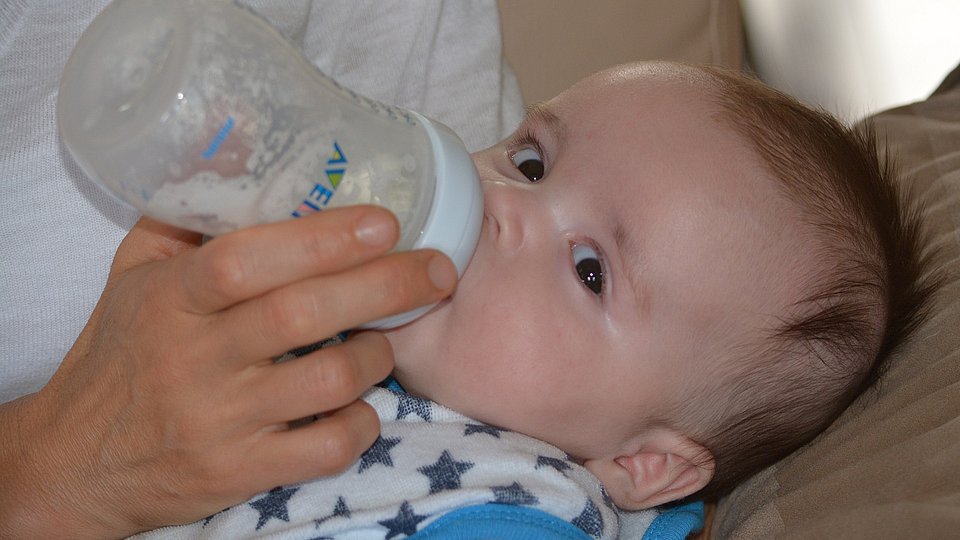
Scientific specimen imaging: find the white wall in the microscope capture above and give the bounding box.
[741,0,960,122]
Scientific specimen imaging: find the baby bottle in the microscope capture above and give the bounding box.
[57,0,482,328]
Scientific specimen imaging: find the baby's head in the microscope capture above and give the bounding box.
[384,62,935,508]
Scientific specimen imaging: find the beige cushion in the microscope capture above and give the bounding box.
[498,0,744,105]
[714,69,960,539]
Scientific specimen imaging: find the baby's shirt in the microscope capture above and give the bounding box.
[131,386,637,539]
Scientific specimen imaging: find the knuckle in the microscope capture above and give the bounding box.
[202,244,248,298]
[307,351,359,403]
[300,224,343,265]
[262,289,314,344]
[316,423,361,472]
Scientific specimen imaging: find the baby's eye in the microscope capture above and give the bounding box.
[510,147,544,182]
[572,243,604,296]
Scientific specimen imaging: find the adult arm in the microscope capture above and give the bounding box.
[0,206,456,538]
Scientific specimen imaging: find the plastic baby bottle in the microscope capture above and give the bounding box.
[57,0,482,328]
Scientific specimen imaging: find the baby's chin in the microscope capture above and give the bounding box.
[383,345,438,404]
[380,256,481,400]
[381,296,453,382]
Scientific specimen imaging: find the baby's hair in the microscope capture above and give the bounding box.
[677,66,940,501]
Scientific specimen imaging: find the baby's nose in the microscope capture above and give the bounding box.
[482,180,528,254]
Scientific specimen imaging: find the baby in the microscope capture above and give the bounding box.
[138,62,935,539]
[388,60,932,504]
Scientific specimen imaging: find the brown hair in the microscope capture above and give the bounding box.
[679,67,940,501]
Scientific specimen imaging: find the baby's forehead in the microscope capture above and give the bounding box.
[557,64,736,145]
[560,66,761,177]
[590,61,715,88]
[577,62,721,108]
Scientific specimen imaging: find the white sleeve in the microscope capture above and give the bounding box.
[298,0,523,151]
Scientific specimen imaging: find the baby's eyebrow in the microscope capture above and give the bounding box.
[614,219,647,313]
[524,103,566,146]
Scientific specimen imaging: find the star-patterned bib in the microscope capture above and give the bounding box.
[131,387,641,539]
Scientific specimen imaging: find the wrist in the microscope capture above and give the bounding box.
[0,393,123,539]
[0,393,52,536]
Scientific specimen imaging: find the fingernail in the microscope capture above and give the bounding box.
[428,255,457,291]
[355,214,395,247]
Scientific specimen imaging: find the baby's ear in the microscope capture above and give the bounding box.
[583,429,714,510]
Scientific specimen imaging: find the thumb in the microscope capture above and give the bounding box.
[111,217,204,275]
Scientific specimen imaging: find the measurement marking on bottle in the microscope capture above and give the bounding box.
[202,116,235,159]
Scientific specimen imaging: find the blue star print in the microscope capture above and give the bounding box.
[536,455,573,475]
[492,482,540,506]
[600,486,618,512]
[249,486,299,530]
[464,423,509,438]
[314,496,351,528]
[378,501,428,539]
[358,435,402,473]
[417,450,475,494]
[396,393,433,421]
[201,506,232,527]
[572,498,605,538]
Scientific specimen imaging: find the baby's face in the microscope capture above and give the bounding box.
[385,63,812,462]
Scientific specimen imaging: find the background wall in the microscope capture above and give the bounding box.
[741,0,960,122]
[498,0,744,105]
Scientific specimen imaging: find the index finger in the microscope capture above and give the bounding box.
[173,205,399,314]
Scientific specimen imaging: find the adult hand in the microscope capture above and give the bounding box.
[0,206,457,538]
